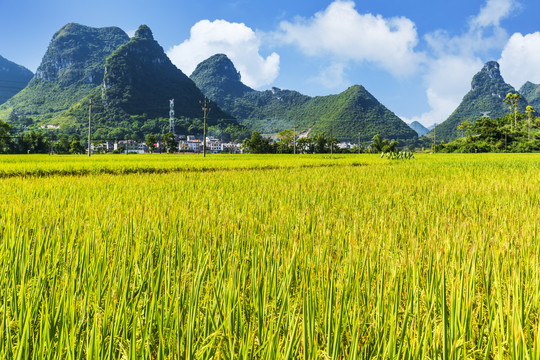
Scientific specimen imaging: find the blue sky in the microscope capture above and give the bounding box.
[1,0,539,126]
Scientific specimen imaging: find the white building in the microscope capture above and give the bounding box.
[187,139,202,152]
[222,142,241,154]
[114,140,148,153]
[206,137,223,153]
[91,141,115,153]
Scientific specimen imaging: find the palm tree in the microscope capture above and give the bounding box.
[526,105,535,140]
[503,93,521,128]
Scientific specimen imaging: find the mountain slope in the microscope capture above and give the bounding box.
[408,121,429,136]
[520,81,540,109]
[59,25,231,135]
[427,61,526,142]
[0,23,129,121]
[191,54,416,141]
[0,55,33,105]
[189,54,254,104]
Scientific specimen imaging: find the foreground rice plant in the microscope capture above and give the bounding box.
[0,153,539,359]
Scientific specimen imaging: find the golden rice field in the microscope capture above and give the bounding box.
[0,153,539,359]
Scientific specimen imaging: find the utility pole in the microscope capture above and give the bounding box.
[202,97,209,157]
[358,133,361,154]
[88,99,92,157]
[169,99,175,135]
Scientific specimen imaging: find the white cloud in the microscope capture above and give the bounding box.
[403,57,483,125]
[126,29,136,38]
[309,63,349,89]
[277,0,423,79]
[471,0,516,28]
[167,19,280,88]
[499,32,540,88]
[411,0,516,126]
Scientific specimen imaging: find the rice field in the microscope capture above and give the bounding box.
[0,153,539,359]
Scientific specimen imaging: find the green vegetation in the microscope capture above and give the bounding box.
[408,120,428,136]
[0,153,367,177]
[369,133,398,152]
[426,61,527,142]
[188,53,254,104]
[191,54,417,141]
[0,153,540,358]
[56,26,246,142]
[431,91,540,153]
[381,150,414,160]
[0,55,33,105]
[0,23,129,122]
[240,130,350,154]
[520,81,540,109]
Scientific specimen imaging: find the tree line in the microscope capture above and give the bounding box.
[434,94,539,153]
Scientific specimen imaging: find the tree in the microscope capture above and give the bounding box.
[19,132,50,154]
[277,129,295,153]
[297,137,315,154]
[472,117,500,142]
[0,120,14,154]
[381,139,398,153]
[503,92,521,128]
[526,105,535,140]
[370,134,384,152]
[69,137,85,154]
[164,132,178,153]
[242,131,273,154]
[145,134,157,153]
[314,133,328,153]
[54,136,71,154]
[457,120,474,140]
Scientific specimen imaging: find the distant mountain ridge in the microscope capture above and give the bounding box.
[0,55,33,105]
[408,121,428,136]
[58,25,232,136]
[427,61,527,142]
[191,54,416,141]
[520,81,540,109]
[0,23,130,121]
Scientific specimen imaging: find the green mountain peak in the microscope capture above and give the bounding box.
[60,24,231,135]
[520,81,540,109]
[0,55,33,105]
[408,121,429,136]
[134,25,154,40]
[191,53,254,104]
[426,61,526,142]
[35,23,129,86]
[191,54,415,141]
[0,23,129,122]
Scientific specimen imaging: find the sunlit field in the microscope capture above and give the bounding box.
[0,153,539,359]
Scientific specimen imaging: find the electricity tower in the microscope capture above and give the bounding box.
[169,99,175,134]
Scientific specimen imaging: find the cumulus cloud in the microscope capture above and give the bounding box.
[310,63,349,89]
[499,32,540,88]
[411,0,516,126]
[277,0,423,79]
[167,20,280,88]
[403,57,483,125]
[471,0,516,28]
